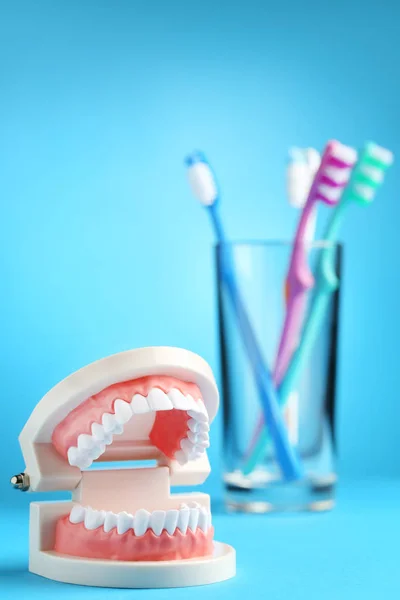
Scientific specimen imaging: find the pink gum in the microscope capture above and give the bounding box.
[55,516,214,561]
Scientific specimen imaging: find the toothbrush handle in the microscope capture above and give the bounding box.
[242,287,312,475]
[244,231,315,461]
[247,207,346,472]
[212,207,303,481]
[220,256,303,480]
[242,240,314,472]
[243,280,312,463]
[244,245,340,474]
[273,288,310,386]
[278,204,347,403]
[279,287,332,405]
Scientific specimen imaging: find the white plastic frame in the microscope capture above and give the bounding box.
[17,346,236,588]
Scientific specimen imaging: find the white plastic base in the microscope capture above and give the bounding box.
[30,542,236,588]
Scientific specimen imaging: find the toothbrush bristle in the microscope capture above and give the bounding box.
[314,140,357,205]
[365,142,394,167]
[323,165,352,185]
[347,142,393,205]
[329,141,358,167]
[316,184,343,204]
[186,153,218,207]
[352,183,375,203]
[359,165,384,185]
[288,147,306,162]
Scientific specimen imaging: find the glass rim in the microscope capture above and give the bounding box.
[214,239,342,249]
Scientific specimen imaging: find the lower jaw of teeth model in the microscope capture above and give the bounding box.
[13,347,236,588]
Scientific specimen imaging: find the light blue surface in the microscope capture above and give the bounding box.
[1,479,399,599]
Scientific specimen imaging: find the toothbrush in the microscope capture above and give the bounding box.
[277,142,394,409]
[242,140,358,474]
[274,141,358,386]
[244,147,321,458]
[246,142,393,474]
[283,148,321,437]
[286,147,321,244]
[185,151,304,481]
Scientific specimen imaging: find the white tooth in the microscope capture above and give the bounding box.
[188,501,201,509]
[102,413,123,435]
[117,511,134,534]
[197,400,209,419]
[188,401,208,423]
[103,511,118,533]
[192,447,206,458]
[180,438,194,455]
[187,431,209,444]
[67,447,80,467]
[150,510,166,536]
[195,439,210,449]
[69,505,86,524]
[91,422,113,445]
[174,450,188,465]
[131,394,150,414]
[77,434,96,451]
[188,508,199,532]
[89,442,106,460]
[187,418,200,433]
[147,388,173,411]
[178,505,190,534]
[84,507,106,530]
[191,451,204,460]
[187,431,198,444]
[185,394,198,412]
[165,509,179,535]
[168,388,188,410]
[200,400,209,416]
[78,454,94,469]
[113,399,132,425]
[134,509,150,536]
[197,422,210,433]
[67,447,93,470]
[198,507,208,532]
[207,512,212,529]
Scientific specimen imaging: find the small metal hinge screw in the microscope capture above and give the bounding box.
[10,472,30,491]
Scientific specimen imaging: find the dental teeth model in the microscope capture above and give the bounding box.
[12,347,236,588]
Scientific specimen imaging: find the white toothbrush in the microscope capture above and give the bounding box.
[287,147,321,242]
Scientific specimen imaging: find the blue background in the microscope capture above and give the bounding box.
[1,1,399,597]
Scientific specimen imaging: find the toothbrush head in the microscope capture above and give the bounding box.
[346,142,394,206]
[315,140,358,206]
[185,151,219,207]
[287,147,321,208]
[305,148,321,172]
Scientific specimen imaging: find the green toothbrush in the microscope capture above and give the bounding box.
[247,141,394,473]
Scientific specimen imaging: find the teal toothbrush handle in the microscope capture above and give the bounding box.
[243,202,347,475]
[243,277,336,473]
[279,287,333,404]
[279,202,347,403]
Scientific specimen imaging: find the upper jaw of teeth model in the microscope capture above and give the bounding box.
[13,347,236,588]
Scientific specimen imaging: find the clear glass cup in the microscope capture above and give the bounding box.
[216,241,341,513]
